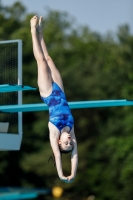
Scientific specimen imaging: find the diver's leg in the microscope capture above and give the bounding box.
[30,15,52,97]
[38,16,64,91]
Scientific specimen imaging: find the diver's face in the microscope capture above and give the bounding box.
[59,132,73,151]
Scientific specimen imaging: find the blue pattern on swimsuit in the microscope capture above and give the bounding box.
[41,82,74,132]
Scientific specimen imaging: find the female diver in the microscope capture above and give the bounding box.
[30,15,78,183]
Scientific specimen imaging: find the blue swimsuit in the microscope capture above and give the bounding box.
[41,82,74,132]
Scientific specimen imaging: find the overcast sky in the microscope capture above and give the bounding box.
[1,0,133,35]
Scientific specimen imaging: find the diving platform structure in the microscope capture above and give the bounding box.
[0,84,36,151]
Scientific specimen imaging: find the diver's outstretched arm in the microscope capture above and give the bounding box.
[68,128,78,182]
[50,133,68,182]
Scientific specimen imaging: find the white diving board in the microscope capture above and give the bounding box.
[0,84,36,92]
[0,99,133,113]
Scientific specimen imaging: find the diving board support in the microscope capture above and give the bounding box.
[0,39,23,151]
[0,133,22,150]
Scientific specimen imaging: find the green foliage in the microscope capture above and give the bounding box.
[0,2,133,200]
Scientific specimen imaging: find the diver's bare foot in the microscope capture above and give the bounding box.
[30,15,38,33]
[38,16,43,34]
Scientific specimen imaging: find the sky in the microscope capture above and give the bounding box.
[1,0,133,35]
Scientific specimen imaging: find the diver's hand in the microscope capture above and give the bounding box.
[60,175,75,183]
[59,175,68,183]
[66,175,75,183]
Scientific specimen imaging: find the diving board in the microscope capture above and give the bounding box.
[0,187,50,199]
[0,99,133,113]
[0,84,36,93]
